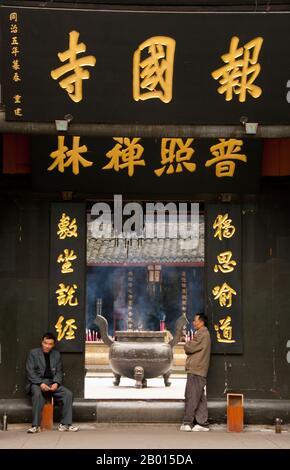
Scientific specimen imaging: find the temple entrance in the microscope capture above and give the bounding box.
[84,202,205,398]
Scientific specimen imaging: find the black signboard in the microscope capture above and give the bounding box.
[206,204,242,354]
[31,136,262,194]
[49,203,86,352]
[1,6,290,124]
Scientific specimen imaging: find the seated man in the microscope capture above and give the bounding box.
[26,332,79,433]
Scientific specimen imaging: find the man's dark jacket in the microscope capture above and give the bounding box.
[25,347,63,394]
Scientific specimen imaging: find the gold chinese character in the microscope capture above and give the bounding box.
[155,138,196,176]
[13,94,22,104]
[214,316,236,343]
[55,315,77,341]
[56,283,78,307]
[14,108,23,117]
[11,46,19,56]
[57,213,78,239]
[103,137,145,177]
[214,251,237,273]
[133,36,175,103]
[48,136,93,175]
[9,13,17,22]
[212,282,237,308]
[10,24,18,34]
[205,139,247,177]
[13,72,21,82]
[213,213,235,240]
[50,30,96,103]
[12,59,20,71]
[212,36,263,102]
[11,36,18,46]
[57,249,77,274]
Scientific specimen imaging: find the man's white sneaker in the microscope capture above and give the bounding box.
[57,423,79,432]
[180,424,192,432]
[67,425,79,432]
[191,424,210,432]
[27,426,40,433]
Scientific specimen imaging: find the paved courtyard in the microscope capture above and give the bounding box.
[85,374,186,399]
[1,423,289,449]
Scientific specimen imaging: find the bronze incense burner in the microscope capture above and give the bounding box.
[95,315,187,388]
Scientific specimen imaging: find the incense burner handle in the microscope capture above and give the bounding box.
[94,315,114,346]
[169,315,188,348]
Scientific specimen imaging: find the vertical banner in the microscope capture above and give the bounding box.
[206,205,243,354]
[49,203,86,352]
[7,11,24,119]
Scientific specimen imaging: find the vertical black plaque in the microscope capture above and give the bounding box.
[206,204,243,354]
[49,203,86,352]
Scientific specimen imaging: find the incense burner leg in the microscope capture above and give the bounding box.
[163,370,171,387]
[134,366,144,388]
[113,373,121,386]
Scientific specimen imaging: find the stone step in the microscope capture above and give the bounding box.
[1,398,289,425]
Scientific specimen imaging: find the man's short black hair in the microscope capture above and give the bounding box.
[42,332,56,342]
[195,312,208,327]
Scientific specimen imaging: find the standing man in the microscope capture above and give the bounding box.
[26,332,79,433]
[180,313,211,432]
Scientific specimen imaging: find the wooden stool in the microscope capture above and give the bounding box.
[40,395,54,431]
[227,393,244,432]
